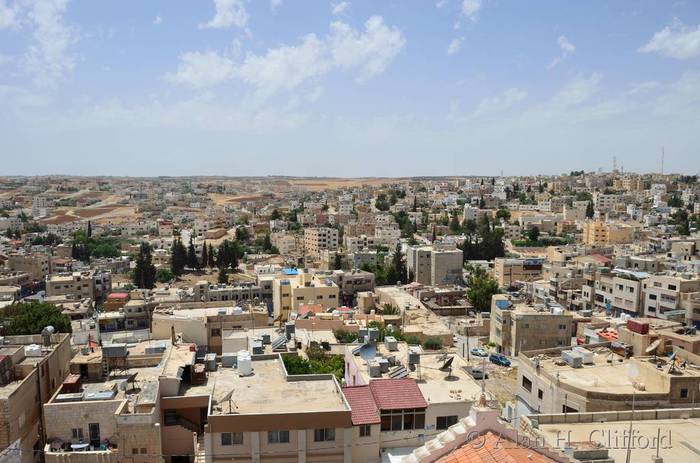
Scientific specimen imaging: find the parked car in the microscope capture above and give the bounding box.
[470,347,487,357]
[469,366,488,380]
[489,353,511,367]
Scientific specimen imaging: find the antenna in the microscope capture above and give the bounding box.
[661,147,665,175]
[613,156,618,173]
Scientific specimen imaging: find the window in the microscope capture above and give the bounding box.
[140,448,147,454]
[681,388,689,399]
[359,424,371,437]
[538,389,544,400]
[380,409,425,431]
[268,430,289,444]
[649,294,657,300]
[668,284,677,291]
[132,448,138,455]
[221,432,243,446]
[522,376,533,392]
[314,428,335,442]
[559,324,567,330]
[72,428,84,440]
[436,415,458,430]
[164,410,177,425]
[210,328,221,337]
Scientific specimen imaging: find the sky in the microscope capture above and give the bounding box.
[0,0,699,177]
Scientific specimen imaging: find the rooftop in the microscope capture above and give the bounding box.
[189,355,349,415]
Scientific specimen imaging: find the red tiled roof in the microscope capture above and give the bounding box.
[437,431,556,463]
[369,378,427,410]
[342,385,380,425]
[107,292,129,300]
[588,253,611,264]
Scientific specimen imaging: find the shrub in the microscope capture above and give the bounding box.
[422,337,443,350]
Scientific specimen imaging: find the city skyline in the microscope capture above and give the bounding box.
[1,0,699,175]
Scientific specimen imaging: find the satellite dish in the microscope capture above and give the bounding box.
[645,339,661,354]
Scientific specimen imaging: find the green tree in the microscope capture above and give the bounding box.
[207,243,216,267]
[0,302,71,335]
[133,243,156,289]
[201,243,209,268]
[449,214,461,233]
[389,243,407,284]
[333,253,342,270]
[87,221,92,237]
[527,226,540,243]
[155,268,173,283]
[466,266,500,312]
[586,201,594,219]
[496,207,511,222]
[218,265,229,284]
[187,238,198,269]
[170,239,187,276]
[671,209,691,236]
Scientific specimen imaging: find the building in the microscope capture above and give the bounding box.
[643,273,700,325]
[304,227,339,257]
[493,258,544,288]
[328,269,375,304]
[582,220,634,246]
[489,295,573,356]
[272,272,340,321]
[517,343,700,414]
[46,270,112,301]
[193,281,262,304]
[6,252,50,280]
[407,245,463,286]
[0,333,72,463]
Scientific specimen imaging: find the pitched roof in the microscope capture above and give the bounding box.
[369,378,427,410]
[342,385,380,425]
[436,431,557,463]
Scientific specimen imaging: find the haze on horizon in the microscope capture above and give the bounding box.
[1,0,699,176]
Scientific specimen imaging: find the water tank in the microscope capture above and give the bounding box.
[252,339,263,355]
[237,350,252,376]
[561,350,583,368]
[205,353,217,371]
[221,353,237,368]
[572,347,594,364]
[261,334,271,345]
[368,328,379,342]
[217,308,228,316]
[285,322,296,339]
[24,344,42,357]
[369,361,381,378]
[232,306,243,315]
[377,357,390,373]
[408,347,421,365]
[384,336,398,352]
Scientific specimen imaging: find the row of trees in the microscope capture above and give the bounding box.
[458,215,505,262]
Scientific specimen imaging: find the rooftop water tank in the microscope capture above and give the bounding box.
[24,344,42,357]
[237,350,252,376]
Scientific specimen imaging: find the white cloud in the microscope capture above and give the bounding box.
[639,21,700,59]
[461,0,481,22]
[331,1,349,16]
[168,16,404,95]
[238,33,329,95]
[0,0,19,29]
[165,51,236,88]
[328,16,405,81]
[435,0,447,8]
[548,35,575,69]
[200,0,249,30]
[152,15,162,25]
[447,37,462,55]
[270,0,282,11]
[552,73,601,106]
[472,87,527,117]
[22,0,79,87]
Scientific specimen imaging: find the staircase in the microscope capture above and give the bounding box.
[194,434,205,463]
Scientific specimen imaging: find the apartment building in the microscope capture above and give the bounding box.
[270,232,299,255]
[193,280,262,304]
[406,245,462,286]
[582,220,634,245]
[344,234,379,252]
[46,270,112,301]
[489,295,573,356]
[303,227,339,257]
[272,272,339,320]
[328,269,375,303]
[592,192,621,211]
[6,252,50,280]
[0,333,72,463]
[493,258,544,288]
[517,343,700,414]
[430,247,463,286]
[643,273,700,324]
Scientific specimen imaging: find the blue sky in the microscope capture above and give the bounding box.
[1,0,699,177]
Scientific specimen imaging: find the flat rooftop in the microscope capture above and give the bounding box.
[350,342,482,404]
[536,414,700,463]
[530,348,700,394]
[188,356,348,415]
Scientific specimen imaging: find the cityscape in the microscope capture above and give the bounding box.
[2,1,700,463]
